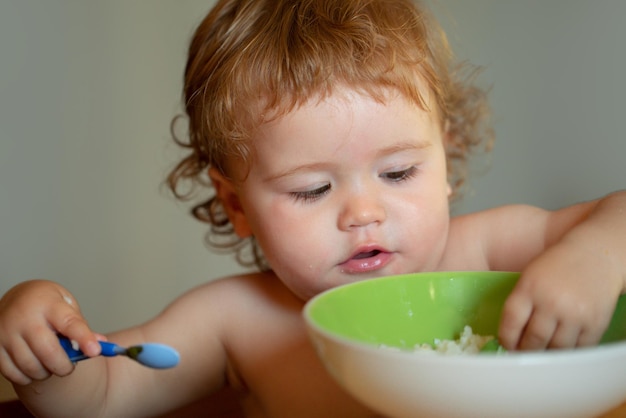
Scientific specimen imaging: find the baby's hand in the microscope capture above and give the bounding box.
[0,280,102,385]
[498,241,623,351]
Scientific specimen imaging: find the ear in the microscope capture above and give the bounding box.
[208,167,253,238]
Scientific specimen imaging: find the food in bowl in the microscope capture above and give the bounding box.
[381,325,499,354]
[413,325,498,354]
[304,271,626,418]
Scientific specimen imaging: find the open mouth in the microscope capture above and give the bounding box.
[352,250,382,260]
[340,248,391,274]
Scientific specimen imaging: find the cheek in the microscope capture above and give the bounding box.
[249,205,335,296]
[248,202,325,261]
[413,200,450,263]
[395,182,450,246]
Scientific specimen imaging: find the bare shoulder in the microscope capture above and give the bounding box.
[158,271,306,346]
[445,203,593,272]
[442,205,547,271]
[164,271,303,318]
[452,204,550,238]
[145,272,303,350]
[192,272,307,351]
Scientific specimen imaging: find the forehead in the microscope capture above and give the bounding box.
[259,82,441,143]
[226,84,441,181]
[262,76,440,123]
[263,88,437,135]
[254,89,438,163]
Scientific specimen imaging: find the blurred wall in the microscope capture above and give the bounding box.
[434,0,626,212]
[0,1,236,331]
[1,1,625,333]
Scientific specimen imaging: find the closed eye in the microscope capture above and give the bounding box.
[290,183,331,203]
[381,166,418,182]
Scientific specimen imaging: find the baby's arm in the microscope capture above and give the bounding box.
[0,278,232,417]
[495,191,626,350]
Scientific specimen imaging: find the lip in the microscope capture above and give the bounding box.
[339,245,393,274]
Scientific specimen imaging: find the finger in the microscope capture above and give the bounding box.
[0,347,32,386]
[47,305,101,357]
[547,322,580,349]
[498,293,533,350]
[23,328,75,378]
[577,299,618,347]
[4,337,51,381]
[577,326,606,348]
[517,312,557,351]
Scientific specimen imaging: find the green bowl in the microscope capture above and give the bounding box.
[304,271,626,418]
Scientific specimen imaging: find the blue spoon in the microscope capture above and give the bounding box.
[58,335,180,369]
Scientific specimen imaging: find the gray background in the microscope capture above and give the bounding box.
[1,1,624,333]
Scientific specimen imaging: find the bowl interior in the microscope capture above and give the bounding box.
[306,271,626,349]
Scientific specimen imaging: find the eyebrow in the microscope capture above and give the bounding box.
[375,140,432,158]
[263,140,432,183]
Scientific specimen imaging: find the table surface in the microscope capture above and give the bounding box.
[601,401,626,417]
[2,375,626,417]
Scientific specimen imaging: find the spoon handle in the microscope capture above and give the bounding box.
[58,335,123,362]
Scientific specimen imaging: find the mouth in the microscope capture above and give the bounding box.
[352,249,382,260]
[339,246,392,274]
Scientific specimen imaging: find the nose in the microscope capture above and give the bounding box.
[337,191,386,231]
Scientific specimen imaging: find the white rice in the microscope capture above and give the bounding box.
[414,325,494,355]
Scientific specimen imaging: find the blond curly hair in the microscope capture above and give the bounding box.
[167,0,493,270]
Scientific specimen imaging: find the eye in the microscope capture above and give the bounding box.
[381,166,418,183]
[290,183,331,203]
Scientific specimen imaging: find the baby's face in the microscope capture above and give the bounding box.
[232,89,451,300]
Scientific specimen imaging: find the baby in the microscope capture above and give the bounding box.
[1,0,625,416]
